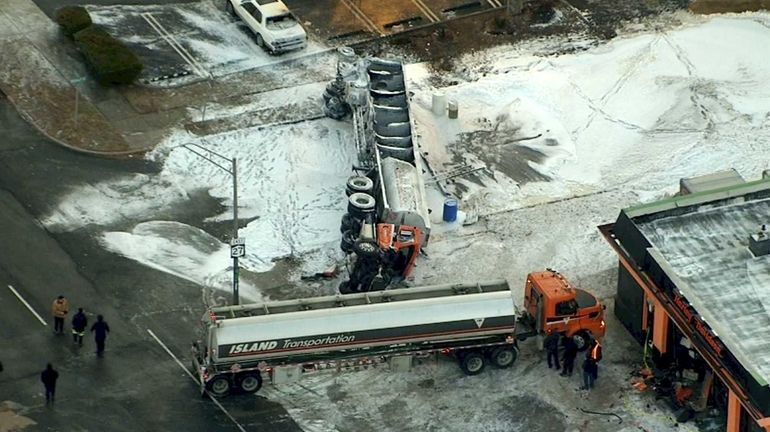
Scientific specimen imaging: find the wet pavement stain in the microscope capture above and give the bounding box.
[450,129,552,185]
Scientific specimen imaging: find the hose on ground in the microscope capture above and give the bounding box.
[579,407,623,424]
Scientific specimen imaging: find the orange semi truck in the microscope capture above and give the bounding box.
[519,269,607,350]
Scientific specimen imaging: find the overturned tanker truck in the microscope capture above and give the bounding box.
[323,48,431,294]
[192,280,527,396]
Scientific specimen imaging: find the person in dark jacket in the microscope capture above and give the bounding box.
[582,357,597,390]
[41,363,59,405]
[560,335,578,377]
[544,330,560,370]
[91,315,110,357]
[71,308,88,347]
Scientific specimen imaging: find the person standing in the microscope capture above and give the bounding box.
[560,335,578,377]
[91,315,110,357]
[588,339,603,381]
[41,363,59,405]
[544,330,560,370]
[51,295,69,334]
[71,308,88,347]
[582,356,597,390]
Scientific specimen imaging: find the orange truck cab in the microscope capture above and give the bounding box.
[376,223,422,278]
[522,269,606,350]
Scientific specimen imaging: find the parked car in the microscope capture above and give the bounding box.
[226,0,307,54]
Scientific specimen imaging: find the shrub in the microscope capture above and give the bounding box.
[54,6,92,38]
[74,26,143,85]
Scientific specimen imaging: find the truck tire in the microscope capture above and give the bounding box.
[346,175,374,196]
[237,372,263,393]
[207,375,231,397]
[225,0,234,16]
[256,33,264,48]
[354,239,379,257]
[489,346,518,369]
[348,193,376,218]
[340,213,360,234]
[572,331,591,351]
[340,229,356,253]
[459,351,486,376]
[338,280,352,294]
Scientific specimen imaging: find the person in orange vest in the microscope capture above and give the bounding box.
[582,339,603,390]
[51,295,69,335]
[589,339,603,363]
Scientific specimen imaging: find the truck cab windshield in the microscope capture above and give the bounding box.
[266,14,297,30]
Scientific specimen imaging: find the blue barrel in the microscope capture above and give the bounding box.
[443,198,458,222]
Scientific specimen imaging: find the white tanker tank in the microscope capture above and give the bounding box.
[192,280,522,396]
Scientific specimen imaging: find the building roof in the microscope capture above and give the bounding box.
[634,186,770,386]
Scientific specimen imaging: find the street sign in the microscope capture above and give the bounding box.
[230,237,246,258]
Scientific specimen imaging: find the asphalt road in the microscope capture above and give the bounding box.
[0,94,301,431]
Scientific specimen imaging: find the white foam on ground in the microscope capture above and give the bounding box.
[408,13,770,216]
[44,112,355,298]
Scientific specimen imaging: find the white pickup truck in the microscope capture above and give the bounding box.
[226,0,307,54]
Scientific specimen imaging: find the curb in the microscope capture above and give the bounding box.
[4,91,154,159]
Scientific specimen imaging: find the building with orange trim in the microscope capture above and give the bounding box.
[601,177,770,432]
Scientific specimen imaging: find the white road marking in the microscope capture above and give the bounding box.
[7,284,47,326]
[146,329,246,432]
[487,0,503,8]
[141,12,210,78]
[341,0,384,36]
[411,0,440,23]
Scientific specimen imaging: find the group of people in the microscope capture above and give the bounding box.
[44,295,111,405]
[544,329,603,391]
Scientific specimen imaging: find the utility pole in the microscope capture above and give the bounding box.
[180,143,244,305]
[70,77,86,127]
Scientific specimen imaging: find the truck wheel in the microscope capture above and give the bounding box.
[459,351,486,376]
[340,213,360,233]
[490,346,518,368]
[340,229,356,253]
[256,33,264,48]
[354,239,379,257]
[237,372,263,393]
[338,280,352,294]
[225,0,234,16]
[347,193,376,217]
[573,331,591,351]
[346,175,374,196]
[207,375,231,397]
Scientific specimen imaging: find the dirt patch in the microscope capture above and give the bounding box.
[354,0,689,68]
[689,0,770,13]
[357,6,582,70]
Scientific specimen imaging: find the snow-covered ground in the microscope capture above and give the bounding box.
[44,114,355,302]
[87,0,330,84]
[406,11,770,292]
[40,9,770,431]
